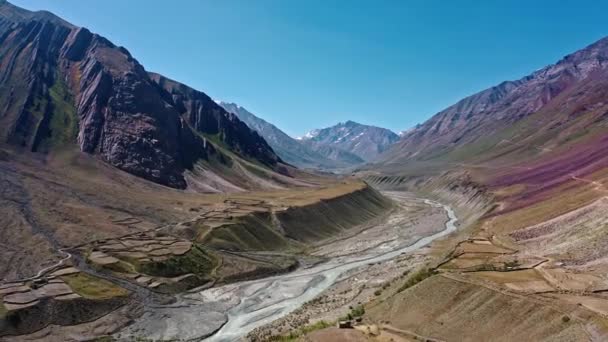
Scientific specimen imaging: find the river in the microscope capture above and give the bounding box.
[204,197,458,341]
[117,193,458,341]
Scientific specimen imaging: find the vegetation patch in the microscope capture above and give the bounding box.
[203,214,289,251]
[268,320,333,341]
[503,260,521,270]
[28,91,49,127]
[32,72,78,152]
[47,72,78,146]
[203,131,270,169]
[341,305,365,321]
[276,186,392,243]
[105,259,138,274]
[0,301,7,319]
[138,244,217,278]
[397,268,438,293]
[60,273,129,300]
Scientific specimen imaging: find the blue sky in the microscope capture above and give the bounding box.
[12,0,608,137]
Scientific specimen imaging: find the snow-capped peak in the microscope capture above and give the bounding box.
[297,129,320,140]
[399,124,422,137]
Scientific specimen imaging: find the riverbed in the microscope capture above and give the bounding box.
[116,192,458,341]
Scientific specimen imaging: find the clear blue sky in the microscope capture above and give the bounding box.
[12,0,608,137]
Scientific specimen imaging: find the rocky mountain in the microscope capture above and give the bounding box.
[379,36,608,167]
[301,139,366,166]
[219,102,374,170]
[300,120,400,162]
[218,101,359,170]
[0,0,284,190]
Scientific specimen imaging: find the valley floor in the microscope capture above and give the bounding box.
[302,170,608,342]
[114,191,453,341]
[245,192,456,341]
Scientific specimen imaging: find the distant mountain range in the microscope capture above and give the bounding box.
[298,120,400,162]
[219,102,358,170]
[219,102,399,170]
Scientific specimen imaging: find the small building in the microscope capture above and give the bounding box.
[337,320,353,329]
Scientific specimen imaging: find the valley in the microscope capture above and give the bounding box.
[3,1,608,341]
[0,141,400,340]
[117,192,457,341]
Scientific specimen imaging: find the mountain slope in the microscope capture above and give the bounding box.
[363,36,608,342]
[301,121,399,162]
[380,36,608,168]
[218,102,356,170]
[0,0,283,190]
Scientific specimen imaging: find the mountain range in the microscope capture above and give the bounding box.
[0,0,400,181]
[220,102,399,170]
[218,101,358,170]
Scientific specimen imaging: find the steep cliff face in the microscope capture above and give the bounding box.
[0,1,280,189]
[149,74,280,168]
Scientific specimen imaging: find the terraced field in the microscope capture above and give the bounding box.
[0,268,128,336]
